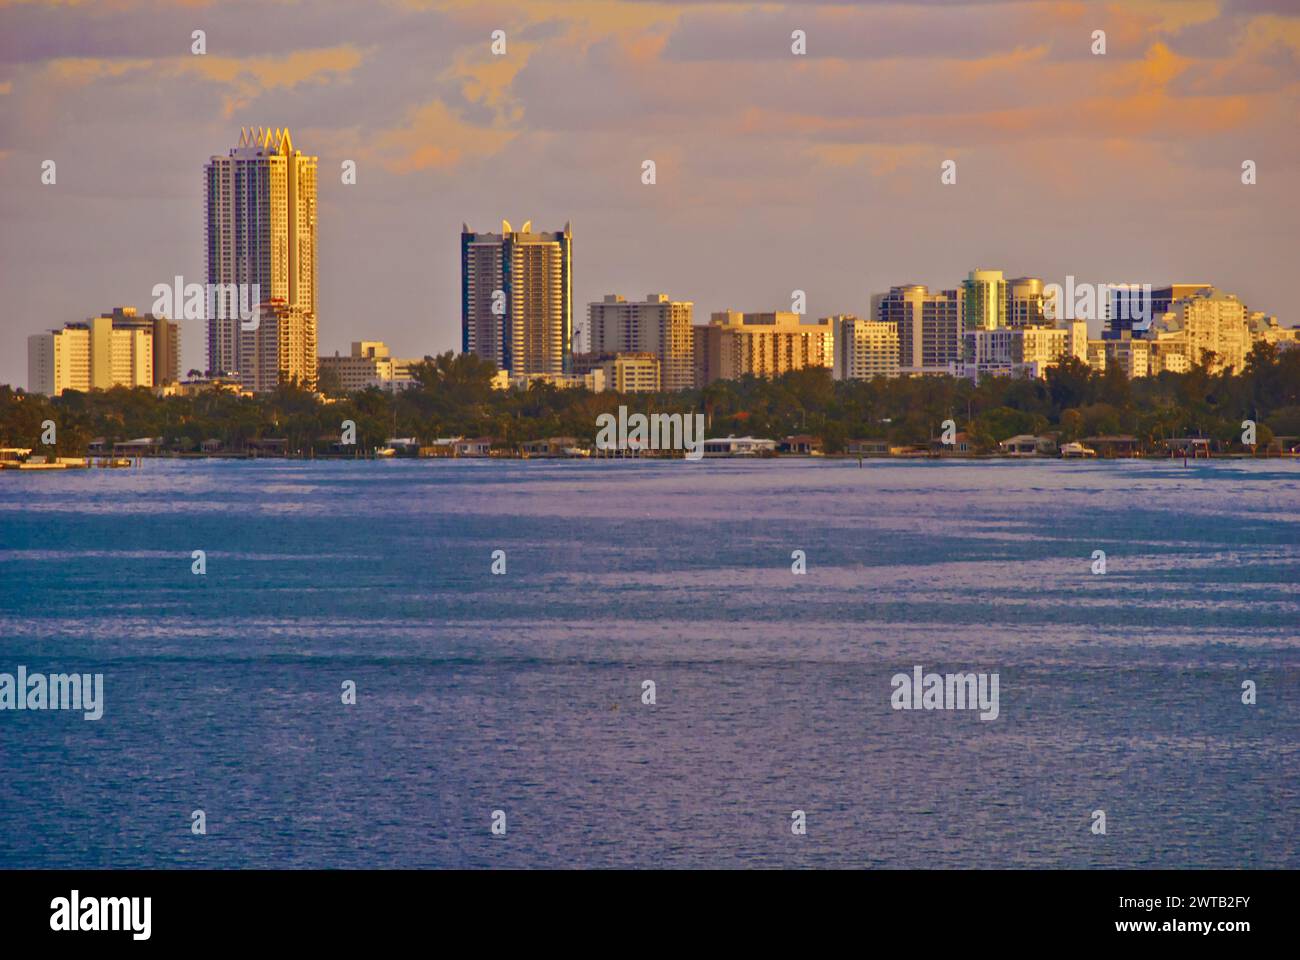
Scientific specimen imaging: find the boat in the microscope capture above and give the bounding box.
[1060,441,1097,459]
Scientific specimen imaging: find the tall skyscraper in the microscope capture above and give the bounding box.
[1007,277,1048,328]
[204,127,318,383]
[876,285,963,373]
[587,293,694,392]
[462,221,572,376]
[961,269,1007,331]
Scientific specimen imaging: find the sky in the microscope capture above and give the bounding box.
[1,0,1298,387]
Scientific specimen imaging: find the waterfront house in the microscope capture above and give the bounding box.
[929,432,972,455]
[454,437,494,458]
[999,434,1057,457]
[521,437,580,458]
[702,435,778,457]
[780,434,824,455]
[1084,435,1141,458]
[419,438,460,458]
[846,439,890,457]
[113,437,162,456]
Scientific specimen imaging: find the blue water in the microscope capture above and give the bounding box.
[0,458,1296,868]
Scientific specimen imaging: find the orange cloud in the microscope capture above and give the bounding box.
[187,47,364,89]
[185,47,366,116]
[36,47,365,118]
[371,99,516,173]
[43,58,153,86]
[806,143,934,177]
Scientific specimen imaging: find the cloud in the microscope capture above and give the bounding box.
[371,99,516,172]
[42,57,154,86]
[186,46,367,115]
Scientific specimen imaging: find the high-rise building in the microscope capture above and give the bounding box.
[832,315,899,381]
[240,299,317,392]
[204,127,318,380]
[571,351,660,392]
[1249,312,1300,350]
[601,352,661,393]
[318,341,420,394]
[101,307,180,386]
[27,309,165,396]
[962,321,1086,379]
[151,315,181,386]
[1104,339,1151,378]
[693,311,834,387]
[588,293,694,392]
[1008,277,1048,328]
[29,325,92,396]
[1091,288,1292,376]
[1106,284,1211,340]
[876,285,963,373]
[462,220,572,376]
[1148,288,1252,374]
[961,269,1007,332]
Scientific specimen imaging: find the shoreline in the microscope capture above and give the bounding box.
[4,451,1295,469]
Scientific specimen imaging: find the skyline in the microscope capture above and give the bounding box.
[2,0,1298,389]
[18,228,1293,393]
[18,114,1297,395]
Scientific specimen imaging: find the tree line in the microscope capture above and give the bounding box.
[2,344,1298,457]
